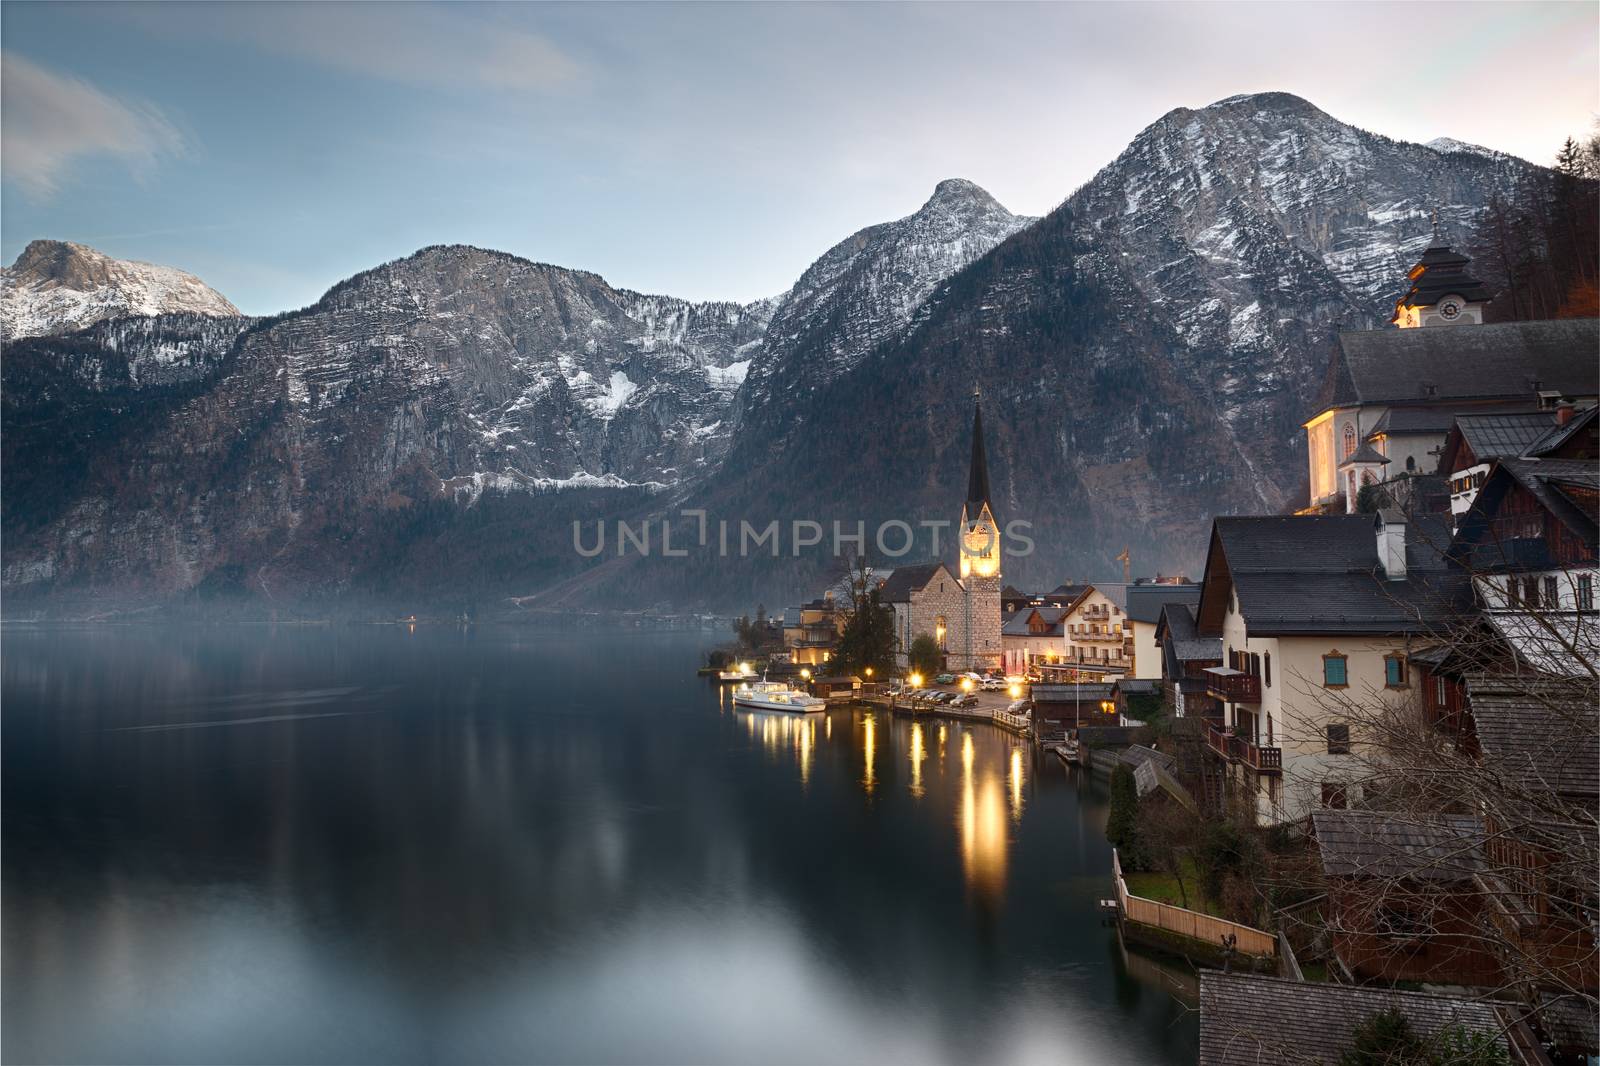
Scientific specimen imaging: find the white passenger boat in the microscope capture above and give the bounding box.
[731,680,826,713]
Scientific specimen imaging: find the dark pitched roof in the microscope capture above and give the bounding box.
[1050,583,1091,600]
[1321,319,1600,410]
[1124,583,1201,623]
[878,562,945,603]
[1466,674,1600,799]
[1452,410,1557,463]
[1198,515,1465,637]
[1001,584,1029,601]
[1001,606,1067,637]
[966,397,992,511]
[1119,743,1176,772]
[1311,809,1486,882]
[1338,440,1390,467]
[1367,406,1462,437]
[1199,972,1509,1066]
[1031,682,1114,703]
[1159,602,1221,663]
[1526,403,1598,459]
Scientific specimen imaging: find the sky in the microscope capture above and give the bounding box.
[2,1,1596,316]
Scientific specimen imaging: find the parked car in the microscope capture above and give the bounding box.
[950,693,979,708]
[1006,699,1031,717]
[933,673,957,685]
[979,677,1006,691]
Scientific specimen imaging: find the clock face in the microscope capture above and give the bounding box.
[1438,299,1462,320]
[963,523,994,555]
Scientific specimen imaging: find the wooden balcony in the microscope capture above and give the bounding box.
[1203,666,1261,703]
[1205,725,1282,774]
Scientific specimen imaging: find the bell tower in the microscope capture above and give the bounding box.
[1391,215,1492,328]
[957,390,1003,671]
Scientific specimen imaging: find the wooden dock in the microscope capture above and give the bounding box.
[858,695,1032,738]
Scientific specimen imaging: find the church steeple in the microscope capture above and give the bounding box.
[959,390,1000,581]
[1391,218,1492,327]
[966,389,992,512]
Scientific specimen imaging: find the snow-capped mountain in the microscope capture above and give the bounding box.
[0,95,1552,613]
[1,240,241,341]
[733,178,1034,446]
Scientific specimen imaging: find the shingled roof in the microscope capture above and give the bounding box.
[1451,411,1557,464]
[1158,602,1221,663]
[1196,514,1466,637]
[1316,318,1600,413]
[1526,403,1597,459]
[1199,972,1511,1066]
[1465,674,1599,800]
[1311,809,1486,882]
[1001,606,1067,637]
[878,562,947,603]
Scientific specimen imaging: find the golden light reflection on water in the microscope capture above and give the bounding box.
[959,729,1007,901]
[862,714,876,795]
[740,710,817,785]
[908,722,925,799]
[1009,747,1025,822]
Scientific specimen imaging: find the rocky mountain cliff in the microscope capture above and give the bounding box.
[734,178,1034,439]
[1,240,241,341]
[593,93,1544,607]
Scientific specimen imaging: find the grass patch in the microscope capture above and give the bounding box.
[1122,857,1226,917]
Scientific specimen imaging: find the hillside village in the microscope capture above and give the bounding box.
[739,234,1598,1064]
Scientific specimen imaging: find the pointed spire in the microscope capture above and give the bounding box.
[966,389,992,511]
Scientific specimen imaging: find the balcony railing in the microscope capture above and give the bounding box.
[1203,667,1261,703]
[1205,725,1282,773]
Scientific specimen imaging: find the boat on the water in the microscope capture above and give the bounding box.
[717,662,759,682]
[731,680,826,713]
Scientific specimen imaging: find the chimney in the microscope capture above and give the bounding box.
[1375,510,1407,581]
[1556,401,1576,426]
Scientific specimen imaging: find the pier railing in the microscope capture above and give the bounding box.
[1112,849,1276,958]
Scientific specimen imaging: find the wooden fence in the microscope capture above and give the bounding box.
[1112,849,1277,958]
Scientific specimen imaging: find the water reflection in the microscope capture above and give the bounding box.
[3,627,1198,1065]
[959,729,1008,901]
[909,722,926,798]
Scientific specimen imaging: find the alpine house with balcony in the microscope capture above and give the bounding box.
[1193,512,1466,825]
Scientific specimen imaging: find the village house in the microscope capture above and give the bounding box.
[1042,583,1134,681]
[1193,512,1465,825]
[1439,408,1567,527]
[781,596,841,666]
[883,396,1003,672]
[1450,451,1599,674]
[1311,809,1503,987]
[1301,237,1597,515]
[1000,604,1067,676]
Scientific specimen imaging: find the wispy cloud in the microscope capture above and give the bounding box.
[116,2,586,93]
[1,51,185,199]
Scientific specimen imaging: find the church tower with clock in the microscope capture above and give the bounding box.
[1391,219,1492,328]
[955,392,1003,671]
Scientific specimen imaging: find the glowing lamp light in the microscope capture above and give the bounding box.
[1101,700,1115,714]
[1008,684,1021,699]
[960,678,974,692]
[864,667,873,677]
[801,668,812,680]
[909,673,923,688]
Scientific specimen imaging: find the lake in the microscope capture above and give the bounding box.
[2,625,1197,1065]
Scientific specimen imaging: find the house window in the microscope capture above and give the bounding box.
[1384,654,1407,688]
[1264,653,1272,688]
[1321,782,1349,809]
[1580,574,1595,611]
[1521,577,1539,606]
[1433,676,1447,707]
[1405,456,1416,473]
[1326,723,1351,755]
[1342,424,1356,459]
[1543,576,1559,609]
[1322,651,1348,688]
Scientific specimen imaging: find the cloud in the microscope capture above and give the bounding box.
[1,52,185,199]
[115,3,585,93]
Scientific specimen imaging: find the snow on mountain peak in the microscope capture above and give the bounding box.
[2,239,241,341]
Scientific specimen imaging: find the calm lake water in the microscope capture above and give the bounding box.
[2,626,1197,1065]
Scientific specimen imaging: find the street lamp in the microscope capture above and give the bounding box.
[864,667,873,678]
[909,672,923,688]
[1008,683,1021,700]
[960,677,974,692]
[801,668,812,681]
